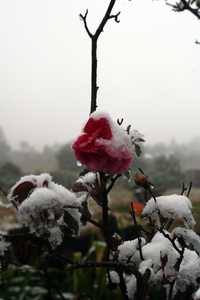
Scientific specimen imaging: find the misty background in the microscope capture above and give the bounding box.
[0,0,200,193]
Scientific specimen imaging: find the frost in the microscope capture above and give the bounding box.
[173,227,200,255]
[142,194,195,228]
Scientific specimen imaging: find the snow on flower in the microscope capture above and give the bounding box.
[142,194,195,228]
[9,174,81,248]
[72,111,133,174]
[8,173,52,206]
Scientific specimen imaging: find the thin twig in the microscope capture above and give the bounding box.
[187,181,192,197]
[79,9,93,38]
[106,174,121,194]
[80,0,122,114]
[159,229,182,255]
[88,218,103,229]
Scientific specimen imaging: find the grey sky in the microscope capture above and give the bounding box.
[0,0,200,150]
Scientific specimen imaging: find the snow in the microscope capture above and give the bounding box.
[126,275,137,299]
[142,231,178,274]
[8,173,53,206]
[193,288,200,300]
[173,227,200,255]
[48,226,63,249]
[142,194,195,228]
[9,173,52,198]
[109,271,120,284]
[118,238,146,262]
[91,111,133,153]
[10,174,82,248]
[108,271,137,299]
[175,256,200,292]
[76,172,97,186]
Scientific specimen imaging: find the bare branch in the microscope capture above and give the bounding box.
[109,11,121,23]
[66,260,138,275]
[95,0,119,38]
[79,9,93,38]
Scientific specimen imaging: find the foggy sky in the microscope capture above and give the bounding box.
[0,0,200,150]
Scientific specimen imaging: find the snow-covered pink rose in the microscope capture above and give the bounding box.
[72,112,133,174]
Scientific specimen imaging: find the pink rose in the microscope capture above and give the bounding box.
[72,112,133,174]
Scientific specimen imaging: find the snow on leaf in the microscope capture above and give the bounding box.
[173,227,200,255]
[142,194,195,228]
[118,238,146,262]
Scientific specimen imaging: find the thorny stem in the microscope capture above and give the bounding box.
[80,0,121,114]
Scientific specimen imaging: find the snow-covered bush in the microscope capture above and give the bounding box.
[8,174,81,248]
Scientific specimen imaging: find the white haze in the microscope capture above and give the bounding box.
[0,0,200,150]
